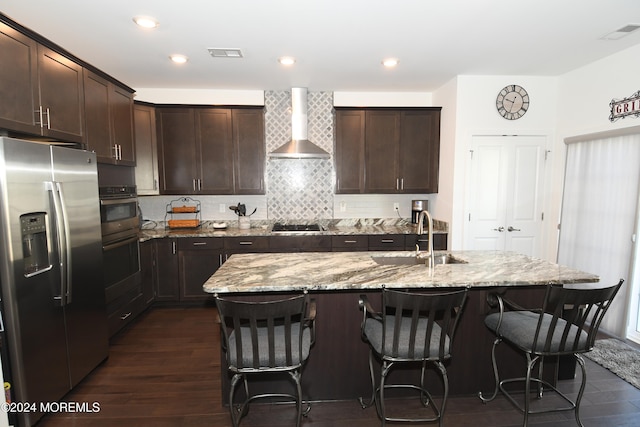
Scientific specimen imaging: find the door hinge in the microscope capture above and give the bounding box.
[544,150,551,160]
[541,212,544,221]
[470,150,474,160]
[468,213,471,221]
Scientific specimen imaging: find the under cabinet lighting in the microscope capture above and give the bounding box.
[133,16,159,29]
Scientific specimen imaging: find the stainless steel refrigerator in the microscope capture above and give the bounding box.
[0,137,108,426]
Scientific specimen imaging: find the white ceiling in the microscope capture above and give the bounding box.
[2,0,640,92]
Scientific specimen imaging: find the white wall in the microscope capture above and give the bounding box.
[434,75,559,254]
[135,88,264,105]
[555,43,640,337]
[431,77,459,239]
[333,91,432,107]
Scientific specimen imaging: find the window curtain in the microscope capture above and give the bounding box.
[557,132,640,338]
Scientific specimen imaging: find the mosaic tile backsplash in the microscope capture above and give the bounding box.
[265,90,335,220]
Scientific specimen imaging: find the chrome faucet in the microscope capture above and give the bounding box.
[416,210,435,269]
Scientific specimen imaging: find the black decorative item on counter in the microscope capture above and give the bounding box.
[229,203,256,217]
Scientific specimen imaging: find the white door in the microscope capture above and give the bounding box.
[467,136,546,257]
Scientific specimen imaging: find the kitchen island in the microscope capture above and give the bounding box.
[203,250,599,400]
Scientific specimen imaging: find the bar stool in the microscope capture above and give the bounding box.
[478,280,623,427]
[214,292,316,427]
[358,287,469,427]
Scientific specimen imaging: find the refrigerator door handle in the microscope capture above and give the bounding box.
[48,181,72,306]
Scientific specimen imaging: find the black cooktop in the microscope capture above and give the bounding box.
[271,223,322,232]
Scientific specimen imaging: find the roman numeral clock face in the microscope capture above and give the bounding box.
[496,85,529,120]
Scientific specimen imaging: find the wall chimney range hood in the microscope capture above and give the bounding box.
[270,88,330,159]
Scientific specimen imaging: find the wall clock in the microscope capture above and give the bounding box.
[496,85,529,120]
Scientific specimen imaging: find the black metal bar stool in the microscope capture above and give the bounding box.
[358,287,469,427]
[214,292,316,427]
[478,280,623,427]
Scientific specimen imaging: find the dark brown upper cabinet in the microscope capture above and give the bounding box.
[84,70,135,165]
[0,21,85,143]
[232,108,265,194]
[334,109,366,193]
[156,106,264,195]
[334,107,441,194]
[133,103,159,195]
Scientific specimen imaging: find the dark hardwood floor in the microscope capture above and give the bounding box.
[37,307,640,426]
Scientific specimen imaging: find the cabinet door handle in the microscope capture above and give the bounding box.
[34,106,50,129]
[344,240,357,244]
[192,242,207,246]
[239,241,253,245]
[198,179,202,191]
[44,107,51,129]
[120,312,132,321]
[193,179,197,192]
[381,239,395,243]
[400,178,404,190]
[34,107,43,128]
[172,241,177,254]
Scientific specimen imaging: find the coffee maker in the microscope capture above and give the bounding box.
[411,200,429,224]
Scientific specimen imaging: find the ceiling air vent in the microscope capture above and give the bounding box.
[601,24,640,40]
[208,48,243,58]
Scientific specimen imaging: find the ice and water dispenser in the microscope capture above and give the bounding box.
[20,213,50,276]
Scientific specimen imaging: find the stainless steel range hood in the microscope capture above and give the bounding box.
[270,88,330,159]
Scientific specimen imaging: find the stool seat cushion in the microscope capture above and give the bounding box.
[228,323,311,368]
[485,311,588,353]
[364,316,450,359]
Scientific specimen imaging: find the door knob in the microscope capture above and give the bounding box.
[492,226,504,232]
[507,226,521,232]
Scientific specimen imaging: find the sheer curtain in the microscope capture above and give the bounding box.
[558,131,640,338]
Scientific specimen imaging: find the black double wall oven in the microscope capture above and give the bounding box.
[99,185,140,298]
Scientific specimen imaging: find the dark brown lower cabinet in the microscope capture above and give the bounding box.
[406,233,448,251]
[224,236,270,261]
[331,235,368,251]
[154,238,179,302]
[143,232,448,309]
[269,235,332,252]
[367,234,406,251]
[178,238,223,302]
[139,239,155,306]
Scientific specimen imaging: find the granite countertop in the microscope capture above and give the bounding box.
[202,250,600,294]
[139,218,448,241]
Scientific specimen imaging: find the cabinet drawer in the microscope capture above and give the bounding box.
[331,235,368,251]
[178,237,223,251]
[368,234,406,250]
[406,234,448,251]
[107,292,144,337]
[269,235,331,252]
[224,236,269,252]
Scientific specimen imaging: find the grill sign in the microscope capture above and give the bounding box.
[609,90,640,122]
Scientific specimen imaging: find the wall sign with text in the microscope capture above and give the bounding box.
[609,90,640,122]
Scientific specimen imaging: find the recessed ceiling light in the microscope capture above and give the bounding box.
[169,54,188,64]
[382,58,399,67]
[133,16,159,29]
[278,56,296,66]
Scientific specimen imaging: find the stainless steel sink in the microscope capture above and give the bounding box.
[372,254,467,266]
